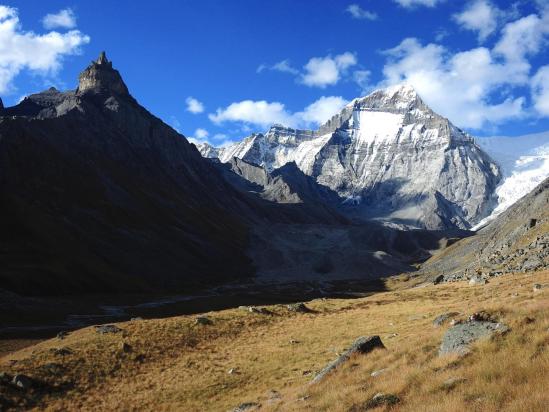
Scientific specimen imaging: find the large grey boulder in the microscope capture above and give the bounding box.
[312,336,384,383]
[439,320,509,356]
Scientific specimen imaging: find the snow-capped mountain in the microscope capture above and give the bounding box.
[199,84,501,230]
[473,132,549,229]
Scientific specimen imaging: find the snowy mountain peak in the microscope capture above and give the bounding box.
[198,84,501,230]
[351,83,423,111]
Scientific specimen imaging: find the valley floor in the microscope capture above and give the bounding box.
[1,270,548,411]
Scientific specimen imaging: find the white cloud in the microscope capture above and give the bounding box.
[272,60,299,75]
[257,59,299,75]
[301,52,357,88]
[394,0,445,8]
[0,6,90,94]
[185,96,205,114]
[209,100,292,128]
[296,96,349,125]
[453,0,500,42]
[494,13,549,62]
[346,4,378,20]
[194,128,209,139]
[531,65,549,116]
[209,96,348,129]
[42,8,76,29]
[381,37,528,129]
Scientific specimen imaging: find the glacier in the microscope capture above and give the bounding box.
[473,132,549,229]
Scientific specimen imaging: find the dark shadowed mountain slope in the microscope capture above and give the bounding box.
[0,53,269,295]
[421,177,549,281]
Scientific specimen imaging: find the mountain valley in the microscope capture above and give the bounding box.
[0,52,548,412]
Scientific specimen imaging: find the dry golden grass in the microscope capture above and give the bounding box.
[1,270,548,411]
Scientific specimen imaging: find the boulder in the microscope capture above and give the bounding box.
[439,320,509,356]
[286,302,312,313]
[469,275,487,285]
[312,336,384,383]
[232,402,260,411]
[12,374,33,390]
[94,324,122,334]
[52,347,72,356]
[195,316,213,325]
[433,312,460,327]
[522,257,542,271]
[349,393,400,411]
[56,331,69,340]
[243,306,271,315]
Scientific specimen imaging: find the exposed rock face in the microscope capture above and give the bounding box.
[76,51,130,96]
[200,85,501,230]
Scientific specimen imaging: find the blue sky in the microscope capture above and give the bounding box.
[1,0,549,145]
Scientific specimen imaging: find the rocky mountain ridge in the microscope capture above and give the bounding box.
[0,52,259,295]
[199,85,501,230]
[422,177,549,282]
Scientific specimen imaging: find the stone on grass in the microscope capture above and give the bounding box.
[433,312,460,327]
[232,402,260,411]
[370,368,388,377]
[95,324,122,334]
[52,347,72,356]
[248,306,270,315]
[195,316,213,325]
[12,374,33,390]
[56,331,69,340]
[286,303,312,313]
[533,284,542,292]
[439,319,509,356]
[238,305,270,314]
[469,275,487,286]
[349,393,400,411]
[312,336,384,383]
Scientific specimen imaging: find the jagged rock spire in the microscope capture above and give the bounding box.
[96,51,110,66]
[76,51,129,96]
